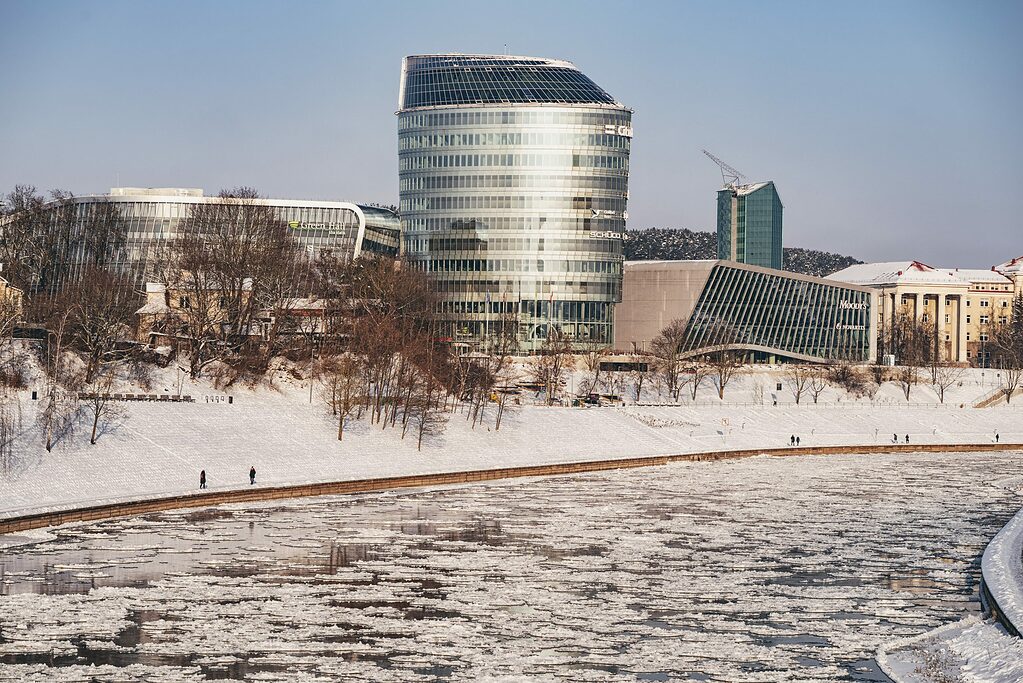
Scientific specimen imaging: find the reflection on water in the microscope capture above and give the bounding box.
[0,451,1020,682]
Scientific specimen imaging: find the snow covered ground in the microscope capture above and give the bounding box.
[878,616,1023,683]
[1,362,1020,520]
[1,452,1021,681]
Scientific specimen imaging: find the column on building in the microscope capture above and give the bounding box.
[936,292,946,361]
[955,295,969,363]
[913,292,923,320]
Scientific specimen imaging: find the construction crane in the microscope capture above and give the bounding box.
[702,149,747,189]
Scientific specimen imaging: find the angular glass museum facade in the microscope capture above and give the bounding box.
[615,260,875,363]
[0,188,400,293]
[682,262,872,362]
[717,181,783,270]
[397,54,632,349]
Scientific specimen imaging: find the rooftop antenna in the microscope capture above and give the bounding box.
[701,149,747,189]
[503,43,508,55]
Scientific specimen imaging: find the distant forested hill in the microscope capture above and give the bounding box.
[623,228,862,278]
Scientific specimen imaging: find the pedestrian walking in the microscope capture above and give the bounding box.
[995,433,1000,443]
[199,470,206,489]
[790,435,795,446]
[249,466,256,485]
[893,433,898,443]
[905,434,910,443]
[796,436,801,446]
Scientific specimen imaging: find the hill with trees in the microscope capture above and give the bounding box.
[623,228,862,278]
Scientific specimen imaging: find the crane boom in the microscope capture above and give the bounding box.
[702,149,748,188]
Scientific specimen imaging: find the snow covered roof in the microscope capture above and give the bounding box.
[995,255,1023,274]
[135,300,171,315]
[951,269,1011,284]
[831,261,963,287]
[730,181,771,196]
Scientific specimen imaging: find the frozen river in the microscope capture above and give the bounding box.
[1,451,1021,682]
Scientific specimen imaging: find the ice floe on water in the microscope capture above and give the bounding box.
[1,451,1021,681]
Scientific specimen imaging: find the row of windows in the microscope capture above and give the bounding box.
[402,216,625,234]
[403,235,623,255]
[437,319,613,344]
[902,295,1010,308]
[417,258,622,275]
[424,277,620,298]
[398,132,630,151]
[400,194,626,213]
[398,109,630,131]
[435,299,612,322]
[399,172,629,193]
[399,152,629,171]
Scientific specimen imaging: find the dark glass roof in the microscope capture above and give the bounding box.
[399,54,621,111]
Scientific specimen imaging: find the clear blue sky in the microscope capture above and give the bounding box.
[1,0,1020,267]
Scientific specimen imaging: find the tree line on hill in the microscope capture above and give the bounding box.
[623,227,862,278]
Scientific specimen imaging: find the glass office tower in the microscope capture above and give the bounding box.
[397,54,632,350]
[716,181,783,270]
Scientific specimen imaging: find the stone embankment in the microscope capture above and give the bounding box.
[981,505,1023,637]
[1,442,1018,535]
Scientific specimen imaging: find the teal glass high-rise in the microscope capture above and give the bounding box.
[397,54,632,350]
[716,181,783,270]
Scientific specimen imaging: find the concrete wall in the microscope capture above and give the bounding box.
[613,261,715,353]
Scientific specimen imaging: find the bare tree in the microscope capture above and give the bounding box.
[527,328,572,405]
[686,364,710,401]
[321,354,361,441]
[37,310,83,452]
[0,385,23,476]
[84,367,124,445]
[931,363,964,404]
[808,367,828,404]
[579,345,611,396]
[896,365,918,402]
[990,294,1023,404]
[650,319,687,401]
[63,267,139,383]
[785,366,811,405]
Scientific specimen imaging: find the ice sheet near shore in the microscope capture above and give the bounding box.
[878,616,1023,682]
[1,364,1020,520]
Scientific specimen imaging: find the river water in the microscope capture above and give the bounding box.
[1,451,1020,682]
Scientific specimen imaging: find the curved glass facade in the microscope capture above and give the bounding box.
[398,55,632,349]
[0,189,400,293]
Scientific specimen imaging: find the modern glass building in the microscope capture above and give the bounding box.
[717,181,783,270]
[397,54,632,350]
[0,187,400,294]
[615,260,876,363]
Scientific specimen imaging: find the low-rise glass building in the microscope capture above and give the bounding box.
[397,54,632,350]
[615,260,876,363]
[0,187,400,293]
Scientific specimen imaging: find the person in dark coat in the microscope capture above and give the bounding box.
[200,470,207,489]
[796,436,800,446]
[249,466,256,485]
[905,434,910,443]
[790,435,795,446]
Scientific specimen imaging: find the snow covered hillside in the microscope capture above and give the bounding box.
[0,358,1019,519]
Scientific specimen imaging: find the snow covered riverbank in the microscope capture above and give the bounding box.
[1,381,1020,520]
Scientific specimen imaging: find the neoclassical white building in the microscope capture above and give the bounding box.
[830,257,1022,365]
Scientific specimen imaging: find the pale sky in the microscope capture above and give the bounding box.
[1,0,1020,267]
